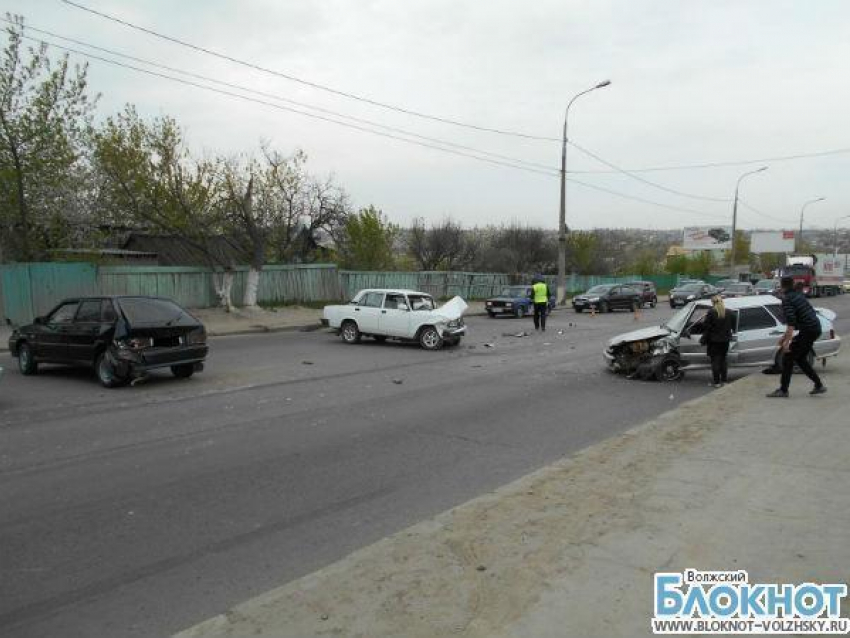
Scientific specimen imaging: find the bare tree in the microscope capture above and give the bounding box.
[407,217,476,271]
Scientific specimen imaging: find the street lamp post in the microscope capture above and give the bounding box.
[797,197,825,252]
[833,214,850,255]
[557,79,611,304]
[729,166,768,278]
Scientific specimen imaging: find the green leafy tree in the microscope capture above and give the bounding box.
[627,249,661,276]
[666,254,689,275]
[0,16,97,260]
[339,205,397,270]
[567,231,600,275]
[686,252,714,278]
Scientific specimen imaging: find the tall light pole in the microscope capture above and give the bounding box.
[833,214,850,255]
[797,197,825,252]
[557,79,611,304]
[729,166,768,278]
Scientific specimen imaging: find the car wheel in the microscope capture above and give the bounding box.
[340,320,361,344]
[599,301,609,313]
[515,306,525,318]
[574,307,583,313]
[419,326,443,350]
[373,335,387,343]
[654,355,683,381]
[487,311,496,318]
[651,298,657,308]
[18,342,38,375]
[95,351,125,388]
[171,364,195,379]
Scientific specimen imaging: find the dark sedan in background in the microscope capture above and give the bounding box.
[668,282,719,308]
[7,296,208,387]
[572,284,643,313]
[623,281,658,308]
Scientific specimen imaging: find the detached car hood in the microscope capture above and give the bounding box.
[608,325,671,347]
[432,296,468,321]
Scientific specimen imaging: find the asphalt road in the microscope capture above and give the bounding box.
[2,296,848,638]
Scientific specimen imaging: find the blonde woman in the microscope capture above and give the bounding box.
[702,295,734,387]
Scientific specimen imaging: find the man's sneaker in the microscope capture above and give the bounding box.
[766,389,789,398]
[810,385,827,396]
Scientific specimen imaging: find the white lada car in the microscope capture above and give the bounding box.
[322,289,467,350]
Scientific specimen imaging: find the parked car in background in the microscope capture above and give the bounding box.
[721,282,756,298]
[714,279,739,291]
[668,283,719,308]
[7,296,208,388]
[322,289,467,350]
[754,279,781,295]
[485,285,556,318]
[605,296,841,381]
[623,281,658,308]
[572,284,643,313]
[677,279,705,286]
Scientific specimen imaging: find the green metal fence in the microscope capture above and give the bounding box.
[0,262,695,326]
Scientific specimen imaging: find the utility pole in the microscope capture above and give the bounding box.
[729,166,768,279]
[557,80,610,304]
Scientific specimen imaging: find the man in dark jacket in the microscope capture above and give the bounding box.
[766,276,826,397]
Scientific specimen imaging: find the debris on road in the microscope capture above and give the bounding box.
[502,331,529,338]
[484,343,495,348]
[302,360,314,365]
[392,378,404,385]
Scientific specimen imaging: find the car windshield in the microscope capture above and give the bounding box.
[408,294,436,311]
[586,285,612,295]
[756,280,775,289]
[662,305,696,333]
[679,284,703,292]
[500,286,529,297]
[118,298,196,326]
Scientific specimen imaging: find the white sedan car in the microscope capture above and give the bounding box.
[322,289,467,350]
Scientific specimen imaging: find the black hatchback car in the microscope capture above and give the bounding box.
[572,284,643,313]
[7,296,208,387]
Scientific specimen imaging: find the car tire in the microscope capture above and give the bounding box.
[18,342,38,375]
[651,298,657,308]
[373,335,387,343]
[171,364,195,379]
[419,326,443,350]
[95,351,125,388]
[515,306,525,318]
[599,301,609,313]
[654,355,683,382]
[773,348,815,373]
[487,311,496,318]
[574,307,583,313]
[340,320,361,344]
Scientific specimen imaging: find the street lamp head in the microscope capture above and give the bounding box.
[596,80,612,88]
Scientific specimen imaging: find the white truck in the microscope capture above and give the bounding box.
[322,289,468,350]
[782,254,845,297]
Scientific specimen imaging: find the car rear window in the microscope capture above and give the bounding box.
[118,298,195,325]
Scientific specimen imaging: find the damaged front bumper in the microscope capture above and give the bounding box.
[604,338,679,380]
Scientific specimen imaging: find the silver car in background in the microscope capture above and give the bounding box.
[604,295,841,381]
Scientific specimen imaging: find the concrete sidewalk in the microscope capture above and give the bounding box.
[175,351,849,638]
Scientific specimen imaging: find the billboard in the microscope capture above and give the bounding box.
[750,230,795,254]
[683,226,732,250]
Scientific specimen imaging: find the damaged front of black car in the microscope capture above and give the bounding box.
[603,326,682,381]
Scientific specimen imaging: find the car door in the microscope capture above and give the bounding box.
[677,305,712,367]
[735,306,783,365]
[37,301,79,361]
[379,293,413,337]
[66,299,106,363]
[353,292,383,333]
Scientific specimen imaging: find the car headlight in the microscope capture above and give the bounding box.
[687,295,696,300]
[651,340,672,355]
[446,319,462,328]
[485,301,492,306]
[186,328,207,345]
[588,297,599,302]
[505,302,512,307]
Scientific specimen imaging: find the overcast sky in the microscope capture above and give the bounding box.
[7,0,850,230]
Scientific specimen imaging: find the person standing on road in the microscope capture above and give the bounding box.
[702,295,733,388]
[531,275,550,332]
[766,276,826,398]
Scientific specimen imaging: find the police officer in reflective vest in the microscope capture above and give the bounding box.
[530,275,550,332]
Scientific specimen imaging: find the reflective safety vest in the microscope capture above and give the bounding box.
[532,282,549,304]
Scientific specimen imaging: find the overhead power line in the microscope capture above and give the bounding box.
[60,0,561,142]
[23,32,732,221]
